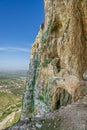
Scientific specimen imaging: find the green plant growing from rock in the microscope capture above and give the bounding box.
[41,59,52,67]
[38,95,44,101]
[38,83,48,105]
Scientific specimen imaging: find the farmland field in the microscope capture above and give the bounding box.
[0,70,27,129]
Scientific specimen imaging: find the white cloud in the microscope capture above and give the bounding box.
[0,47,29,53]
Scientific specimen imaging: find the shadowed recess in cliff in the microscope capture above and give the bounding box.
[52,88,72,110]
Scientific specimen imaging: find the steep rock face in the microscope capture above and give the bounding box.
[21,0,87,120]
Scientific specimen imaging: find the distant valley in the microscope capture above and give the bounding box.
[0,70,27,130]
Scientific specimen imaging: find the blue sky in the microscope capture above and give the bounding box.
[0,0,44,70]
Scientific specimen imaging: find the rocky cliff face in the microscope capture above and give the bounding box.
[6,0,87,130]
[21,0,87,120]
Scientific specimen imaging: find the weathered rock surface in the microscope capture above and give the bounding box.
[21,0,87,117]
[6,0,87,130]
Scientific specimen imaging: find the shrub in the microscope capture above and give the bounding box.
[42,59,52,67]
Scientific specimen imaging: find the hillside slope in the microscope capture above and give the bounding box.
[7,96,87,130]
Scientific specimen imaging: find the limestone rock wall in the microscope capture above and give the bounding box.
[21,0,87,119]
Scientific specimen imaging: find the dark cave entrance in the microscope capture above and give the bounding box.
[56,99,60,109]
[53,88,72,110]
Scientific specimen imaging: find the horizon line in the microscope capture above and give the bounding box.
[0,47,29,53]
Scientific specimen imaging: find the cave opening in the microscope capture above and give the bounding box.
[53,88,72,110]
[55,99,61,109]
[56,59,61,73]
